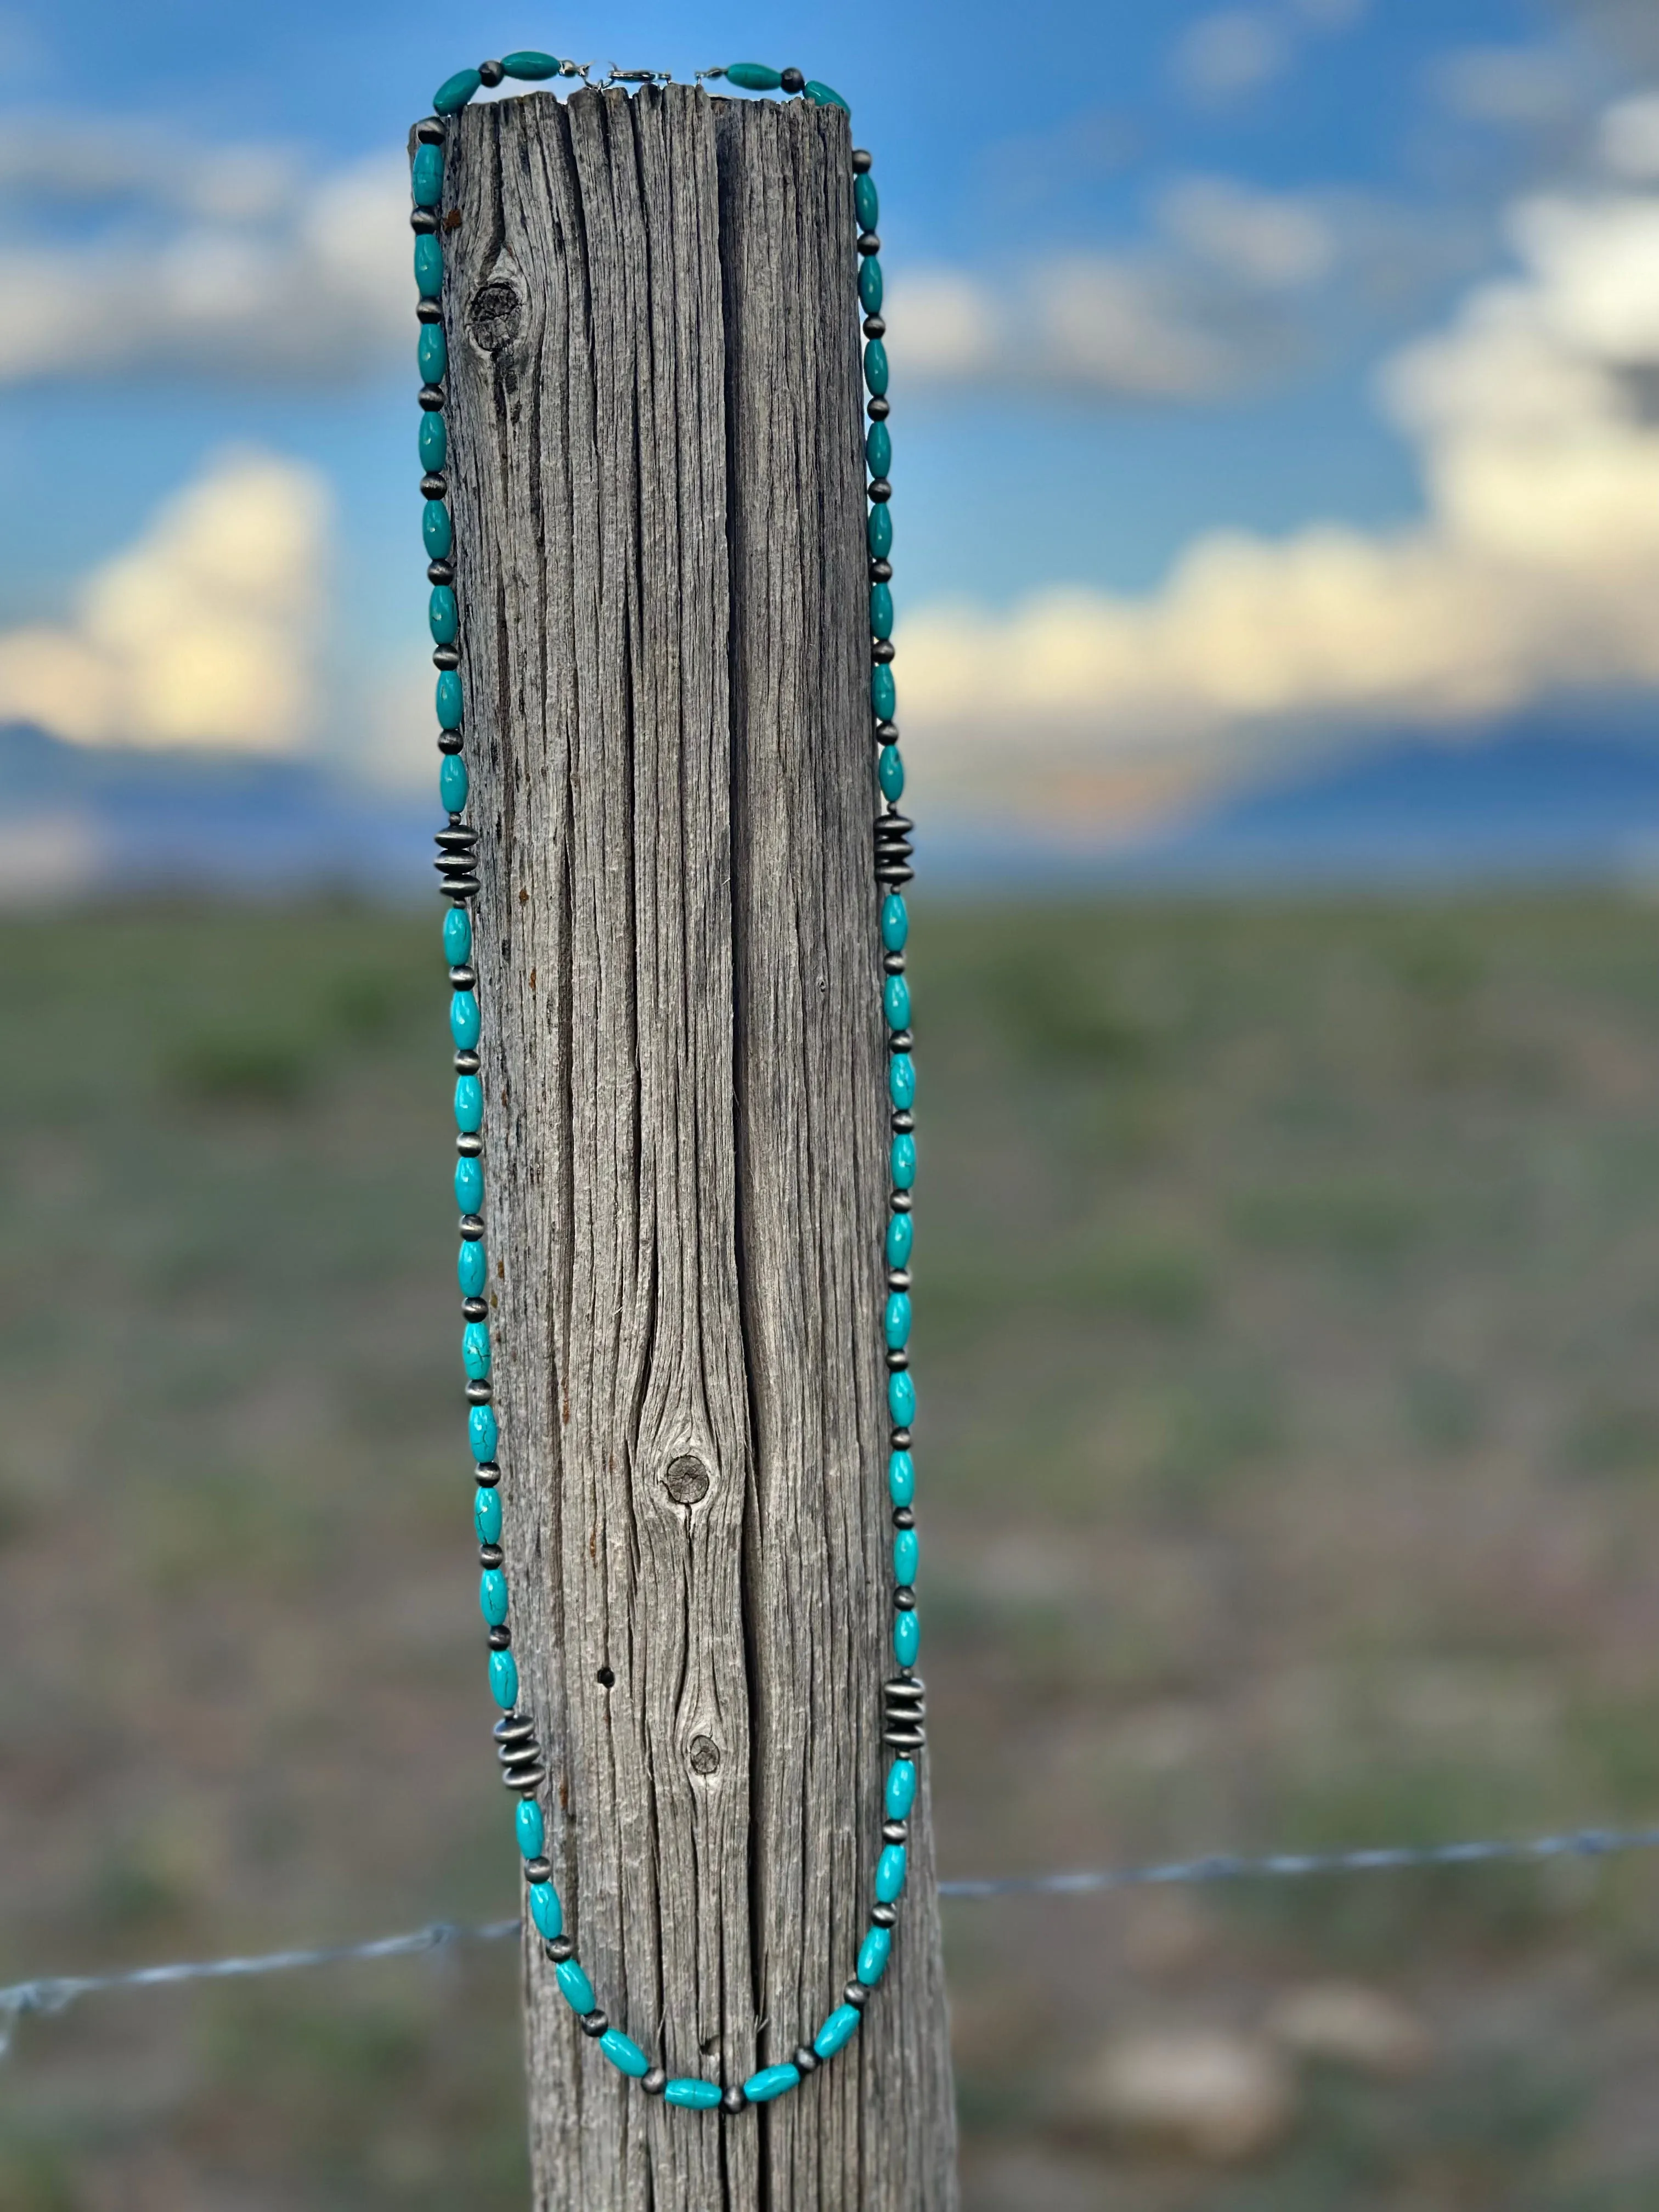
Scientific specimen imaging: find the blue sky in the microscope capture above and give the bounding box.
[4,0,1659,831]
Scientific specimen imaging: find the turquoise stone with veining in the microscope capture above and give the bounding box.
[725,60,782,89]
[894,1527,918,1585]
[868,504,893,558]
[885,1291,911,1348]
[436,670,464,729]
[462,1319,492,1378]
[881,893,908,952]
[554,1958,595,2014]
[502,50,562,78]
[876,1843,907,1903]
[450,989,481,1048]
[454,1074,483,1131]
[414,233,444,298]
[885,1757,917,1820]
[888,1052,914,1110]
[469,1404,498,1462]
[418,321,447,385]
[489,1648,519,1707]
[479,1567,508,1626]
[888,1369,915,1426]
[458,1239,487,1297]
[885,1211,912,1267]
[884,974,911,1031]
[474,1483,501,1544]
[814,2004,861,2059]
[888,1448,915,1506]
[602,2029,650,2077]
[444,906,472,963]
[454,1155,483,1214]
[859,256,884,315]
[423,500,453,558]
[857,1925,892,1985]
[864,338,889,394]
[894,1609,919,1666]
[891,1132,916,1189]
[855,173,879,231]
[412,143,444,207]
[439,754,468,815]
[420,410,447,470]
[804,79,848,109]
[878,746,905,802]
[665,2078,723,2109]
[429,585,458,643]
[433,67,481,114]
[516,1798,545,1857]
[871,664,896,721]
[871,580,894,638]
[528,1879,562,1938]
[744,2062,801,2102]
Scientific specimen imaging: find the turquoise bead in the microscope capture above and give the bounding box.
[885,1291,911,1348]
[517,1798,545,1857]
[805,80,849,110]
[885,973,911,1031]
[420,411,448,471]
[450,989,481,1048]
[744,2062,801,2103]
[871,581,894,639]
[885,1210,912,1265]
[864,338,889,395]
[665,2078,723,2109]
[455,1074,483,1130]
[885,1758,917,1820]
[878,746,905,802]
[419,321,447,385]
[463,1319,492,1379]
[479,1567,509,1626]
[864,417,890,480]
[414,233,444,298]
[872,664,896,721]
[433,67,481,114]
[429,585,458,643]
[502,50,562,78]
[888,1369,915,1425]
[439,753,468,814]
[859,256,884,315]
[876,1843,907,1903]
[726,61,782,89]
[855,174,879,232]
[554,1958,595,2014]
[814,2004,861,2059]
[412,143,444,208]
[602,2029,650,2078]
[894,1610,919,1667]
[423,500,453,558]
[436,670,464,729]
[888,1054,914,1111]
[891,1132,916,1189]
[455,1155,483,1214]
[888,1448,914,1505]
[857,1925,892,1985]
[868,504,893,558]
[458,1239,487,1297]
[470,1404,498,1462]
[894,1527,918,1586]
[490,1648,519,1707]
[444,906,472,963]
[474,1484,501,1544]
[881,894,908,953]
[529,1879,562,1939]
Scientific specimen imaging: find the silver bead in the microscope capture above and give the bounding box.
[721,2085,746,2115]
[522,1855,553,1883]
[871,1902,898,1929]
[793,2044,818,2073]
[580,2009,609,2038]
[642,2066,668,2096]
[882,1819,909,1846]
[457,1136,484,1161]
[844,1980,869,2009]
[546,1933,575,1963]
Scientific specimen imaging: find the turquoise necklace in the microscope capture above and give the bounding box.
[414,51,922,2115]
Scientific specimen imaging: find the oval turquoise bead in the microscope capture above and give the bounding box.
[884,975,911,1031]
[894,1610,919,1667]
[414,233,444,298]
[864,338,889,395]
[528,1879,562,1939]
[450,990,481,1049]
[814,2004,861,2059]
[602,2029,650,2078]
[744,2062,801,2103]
[894,1528,918,1586]
[888,1448,915,1506]
[423,500,453,558]
[433,67,482,114]
[419,321,448,386]
[412,143,444,208]
[463,1319,492,1379]
[866,419,891,480]
[855,174,879,232]
[859,256,884,315]
[439,753,468,815]
[888,1054,914,1111]
[489,1649,519,1707]
[554,1958,595,2014]
[891,1132,916,1189]
[804,80,848,110]
[458,1239,487,1297]
[664,2078,723,2109]
[888,1370,916,1426]
[870,581,894,640]
[885,1211,913,1266]
[429,585,459,643]
[444,906,472,963]
[868,504,893,559]
[857,1926,892,1985]
[420,411,448,471]
[479,1568,509,1627]
[726,60,783,89]
[885,1758,917,1820]
[876,1844,907,1903]
[881,893,908,953]
[885,1291,911,1348]
[455,1155,483,1214]
[470,1404,499,1462]
[455,1074,483,1130]
[517,1798,545,1857]
[474,1483,501,1544]
[871,664,896,721]
[878,746,905,802]
[436,670,464,730]
[502,50,562,78]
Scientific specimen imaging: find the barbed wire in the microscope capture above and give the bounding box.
[7,1822,1659,2061]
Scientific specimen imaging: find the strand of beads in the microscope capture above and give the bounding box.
[413,58,922,2114]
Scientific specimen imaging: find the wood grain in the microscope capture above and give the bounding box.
[438,82,957,2209]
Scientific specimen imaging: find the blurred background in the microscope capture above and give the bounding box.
[7,1,1659,2207]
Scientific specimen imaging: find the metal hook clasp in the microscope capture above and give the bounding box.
[605,64,672,86]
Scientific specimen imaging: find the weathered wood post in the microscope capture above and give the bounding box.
[438,82,958,2209]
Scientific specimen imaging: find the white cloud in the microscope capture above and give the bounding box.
[1173,9,1292,101]
[0,450,331,751]
[1431,46,1585,126]
[1599,91,1659,179]
[1158,177,1337,288]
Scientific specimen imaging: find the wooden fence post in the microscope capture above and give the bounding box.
[438,82,958,2210]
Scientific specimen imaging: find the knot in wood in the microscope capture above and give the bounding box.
[468,278,523,353]
[688,1734,721,1776]
[662,1454,710,1505]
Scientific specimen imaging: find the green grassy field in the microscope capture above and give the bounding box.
[5,896,1659,2209]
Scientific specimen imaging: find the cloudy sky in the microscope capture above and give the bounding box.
[4,0,1659,833]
